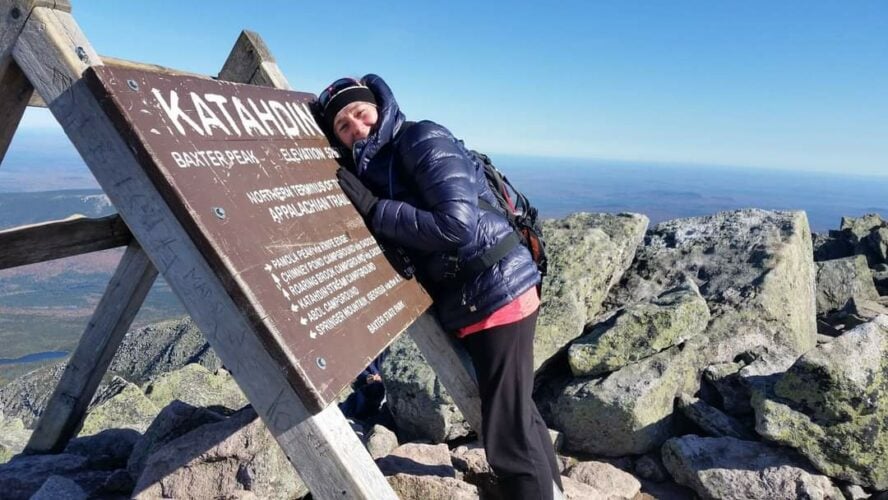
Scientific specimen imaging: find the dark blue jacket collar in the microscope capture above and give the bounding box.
[352,74,406,175]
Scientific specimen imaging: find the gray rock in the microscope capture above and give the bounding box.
[381,334,470,443]
[675,393,757,440]
[560,475,606,500]
[64,428,140,470]
[840,213,886,242]
[109,317,222,385]
[450,443,497,497]
[366,424,399,460]
[816,255,880,315]
[127,400,226,479]
[141,364,247,411]
[813,232,855,262]
[868,227,888,263]
[132,406,307,499]
[552,343,700,456]
[565,460,641,499]
[607,209,817,364]
[851,297,888,321]
[77,376,159,437]
[702,361,750,416]
[30,475,87,500]
[0,453,110,500]
[662,435,842,500]
[536,212,649,369]
[753,315,888,490]
[376,443,456,478]
[387,473,479,500]
[840,483,871,500]
[569,277,709,376]
[634,453,669,483]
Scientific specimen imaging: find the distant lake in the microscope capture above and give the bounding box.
[496,156,888,233]
[0,351,68,365]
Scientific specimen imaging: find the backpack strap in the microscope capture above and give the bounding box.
[455,231,521,281]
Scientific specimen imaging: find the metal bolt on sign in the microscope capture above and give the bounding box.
[75,46,89,63]
[316,357,327,369]
[10,7,21,19]
[126,79,139,91]
[213,207,227,219]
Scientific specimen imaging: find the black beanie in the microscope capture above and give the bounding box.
[321,84,377,130]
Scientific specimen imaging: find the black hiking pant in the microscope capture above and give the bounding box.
[461,309,563,499]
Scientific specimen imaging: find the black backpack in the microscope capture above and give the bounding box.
[395,122,548,281]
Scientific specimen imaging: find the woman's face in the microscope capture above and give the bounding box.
[333,102,379,149]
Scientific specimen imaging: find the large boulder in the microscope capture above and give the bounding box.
[386,474,479,500]
[141,363,247,411]
[0,453,112,500]
[376,443,456,478]
[551,343,700,456]
[132,405,307,499]
[381,334,470,443]
[815,255,880,315]
[607,209,817,364]
[568,277,709,376]
[77,376,159,437]
[564,460,641,500]
[753,315,888,489]
[840,213,888,266]
[535,212,648,369]
[675,393,757,441]
[662,435,841,500]
[127,400,227,479]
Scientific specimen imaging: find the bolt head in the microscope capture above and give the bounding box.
[126,79,140,91]
[213,207,226,219]
[316,357,327,369]
[10,7,21,19]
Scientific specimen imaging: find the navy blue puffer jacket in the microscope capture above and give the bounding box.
[350,74,540,331]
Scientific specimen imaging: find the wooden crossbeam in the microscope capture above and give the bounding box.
[26,242,157,452]
[0,214,131,270]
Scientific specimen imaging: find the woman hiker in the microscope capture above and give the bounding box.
[317,75,563,499]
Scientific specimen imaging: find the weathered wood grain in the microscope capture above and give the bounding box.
[219,30,291,89]
[25,241,157,453]
[0,214,132,269]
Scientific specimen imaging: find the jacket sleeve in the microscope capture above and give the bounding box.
[370,123,479,252]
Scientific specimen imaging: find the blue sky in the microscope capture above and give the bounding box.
[14,0,888,176]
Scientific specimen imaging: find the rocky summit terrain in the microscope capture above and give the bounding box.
[2,209,888,499]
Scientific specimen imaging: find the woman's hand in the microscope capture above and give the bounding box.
[337,167,378,218]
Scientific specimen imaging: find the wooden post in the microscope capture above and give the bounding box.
[25,242,157,452]
[219,30,291,89]
[13,8,397,498]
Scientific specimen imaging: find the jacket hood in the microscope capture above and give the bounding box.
[352,74,406,175]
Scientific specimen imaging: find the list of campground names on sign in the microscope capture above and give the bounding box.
[86,66,431,410]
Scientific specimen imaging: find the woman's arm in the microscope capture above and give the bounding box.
[370,124,479,252]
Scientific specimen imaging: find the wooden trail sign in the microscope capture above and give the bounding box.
[85,65,432,411]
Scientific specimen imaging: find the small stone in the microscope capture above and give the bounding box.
[565,460,641,499]
[366,424,399,460]
[30,475,87,500]
[634,453,668,483]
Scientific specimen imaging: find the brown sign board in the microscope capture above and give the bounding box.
[84,66,433,412]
